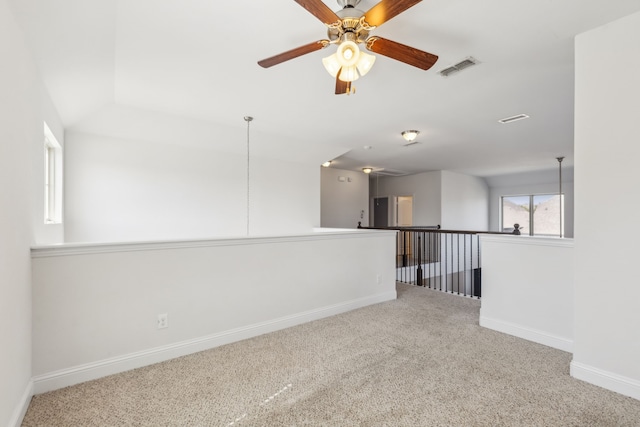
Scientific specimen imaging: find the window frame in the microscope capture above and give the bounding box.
[44,122,62,224]
[500,193,564,237]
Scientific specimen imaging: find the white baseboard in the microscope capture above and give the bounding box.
[571,361,640,401]
[479,315,573,352]
[9,379,33,427]
[33,291,396,394]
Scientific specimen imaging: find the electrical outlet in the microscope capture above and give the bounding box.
[157,313,168,329]
[377,274,382,284]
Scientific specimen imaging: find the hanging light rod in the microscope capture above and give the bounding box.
[557,156,564,239]
[245,116,254,236]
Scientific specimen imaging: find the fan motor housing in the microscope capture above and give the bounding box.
[327,7,370,43]
[337,0,361,7]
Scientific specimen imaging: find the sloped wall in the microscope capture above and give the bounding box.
[64,129,321,242]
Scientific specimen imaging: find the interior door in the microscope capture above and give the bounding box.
[373,197,388,227]
[396,196,413,226]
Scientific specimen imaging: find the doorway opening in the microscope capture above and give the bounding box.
[396,196,413,227]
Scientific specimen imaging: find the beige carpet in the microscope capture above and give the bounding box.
[22,284,640,426]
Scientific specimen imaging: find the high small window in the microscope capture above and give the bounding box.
[44,122,62,224]
[501,194,564,237]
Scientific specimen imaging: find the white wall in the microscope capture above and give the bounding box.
[321,167,369,228]
[374,171,442,226]
[440,171,489,230]
[572,11,640,400]
[480,235,574,352]
[31,230,397,392]
[486,168,575,238]
[33,93,65,245]
[0,2,63,425]
[374,170,488,230]
[64,130,320,242]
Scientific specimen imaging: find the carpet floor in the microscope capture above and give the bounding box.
[22,284,640,426]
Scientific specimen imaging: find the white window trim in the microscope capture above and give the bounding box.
[44,122,62,224]
[500,193,564,237]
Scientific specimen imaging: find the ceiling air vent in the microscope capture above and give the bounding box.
[438,56,479,77]
[371,168,409,177]
[403,141,420,148]
[498,114,530,124]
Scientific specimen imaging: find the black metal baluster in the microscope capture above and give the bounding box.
[439,233,442,291]
[477,234,481,298]
[447,233,450,293]
[456,234,460,294]
[427,231,432,289]
[412,231,415,285]
[453,234,456,294]
[470,234,474,297]
[416,235,423,286]
[463,233,467,297]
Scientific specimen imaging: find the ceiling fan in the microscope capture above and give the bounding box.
[258,0,438,95]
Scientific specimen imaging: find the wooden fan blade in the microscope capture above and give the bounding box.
[258,40,330,68]
[362,0,422,28]
[366,36,438,70]
[294,0,341,26]
[335,70,352,95]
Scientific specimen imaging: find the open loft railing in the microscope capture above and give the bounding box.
[357,223,515,298]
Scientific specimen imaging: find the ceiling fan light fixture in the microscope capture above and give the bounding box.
[402,130,420,142]
[322,53,341,77]
[336,40,360,67]
[338,65,359,82]
[356,51,376,76]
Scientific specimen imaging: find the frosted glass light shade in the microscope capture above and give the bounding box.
[322,54,341,78]
[336,40,360,67]
[323,42,376,83]
[338,65,359,82]
[356,51,376,77]
[402,130,420,142]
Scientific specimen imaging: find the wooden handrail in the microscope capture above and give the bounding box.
[357,222,515,235]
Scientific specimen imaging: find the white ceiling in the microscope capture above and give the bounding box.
[10,0,640,177]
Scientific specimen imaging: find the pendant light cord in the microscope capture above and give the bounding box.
[557,156,564,238]
[245,116,253,236]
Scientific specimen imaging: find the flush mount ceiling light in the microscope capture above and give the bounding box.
[362,167,373,174]
[322,161,332,167]
[402,130,420,142]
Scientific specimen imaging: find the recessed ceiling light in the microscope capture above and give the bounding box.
[498,114,530,124]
